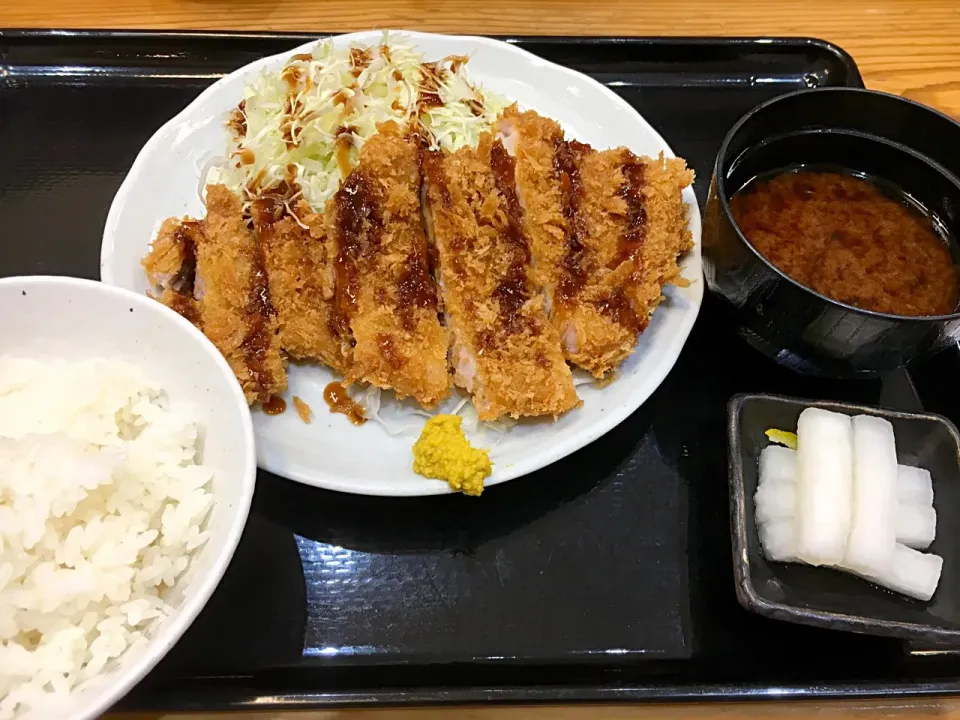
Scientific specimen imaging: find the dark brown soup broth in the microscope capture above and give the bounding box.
[730,167,959,317]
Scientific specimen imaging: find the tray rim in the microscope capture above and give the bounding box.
[115,678,960,713]
[0,28,863,90]
[1,28,899,710]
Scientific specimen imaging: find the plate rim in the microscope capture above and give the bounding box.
[100,28,703,497]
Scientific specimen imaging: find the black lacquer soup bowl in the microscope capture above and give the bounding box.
[703,87,960,377]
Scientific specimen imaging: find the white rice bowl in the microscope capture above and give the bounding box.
[0,277,255,720]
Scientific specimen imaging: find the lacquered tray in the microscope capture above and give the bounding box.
[7,30,958,712]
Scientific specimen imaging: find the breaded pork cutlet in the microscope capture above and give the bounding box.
[497,109,635,375]
[566,148,693,377]
[626,152,695,314]
[495,106,568,297]
[326,121,449,407]
[553,145,649,377]
[251,189,346,372]
[422,134,579,421]
[499,107,693,377]
[198,184,287,404]
[142,216,202,325]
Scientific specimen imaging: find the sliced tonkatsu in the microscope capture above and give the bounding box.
[495,105,568,298]
[197,184,287,404]
[623,151,695,318]
[498,107,694,377]
[142,103,694,418]
[554,145,650,377]
[142,216,202,325]
[422,133,579,421]
[144,187,287,403]
[326,121,450,406]
[570,147,693,376]
[250,186,346,372]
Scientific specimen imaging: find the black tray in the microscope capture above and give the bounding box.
[6,30,960,711]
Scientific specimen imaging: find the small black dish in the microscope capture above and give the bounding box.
[703,88,960,377]
[729,392,960,643]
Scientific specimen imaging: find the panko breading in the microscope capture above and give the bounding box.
[199,184,286,404]
[495,105,568,295]
[251,192,346,372]
[326,121,449,406]
[142,217,201,325]
[557,145,693,377]
[423,134,579,421]
[142,217,195,293]
[553,146,647,377]
[498,107,694,378]
[623,151,695,319]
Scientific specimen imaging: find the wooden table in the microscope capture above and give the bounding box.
[4,1,960,718]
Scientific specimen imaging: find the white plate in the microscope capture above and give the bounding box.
[100,30,703,497]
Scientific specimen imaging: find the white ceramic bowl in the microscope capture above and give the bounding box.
[0,276,256,720]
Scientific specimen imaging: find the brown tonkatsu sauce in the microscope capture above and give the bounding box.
[262,396,287,415]
[240,248,280,403]
[333,89,352,108]
[166,222,201,325]
[323,381,367,425]
[281,63,304,90]
[280,95,305,150]
[466,98,485,117]
[591,154,650,333]
[168,294,199,326]
[489,140,533,335]
[416,62,447,113]
[171,222,199,294]
[331,170,382,339]
[246,167,268,196]
[349,47,373,78]
[489,141,530,256]
[610,156,648,269]
[554,139,590,306]
[447,55,470,74]
[334,125,358,178]
[596,286,646,335]
[490,265,529,336]
[396,254,438,331]
[731,170,959,316]
[250,180,301,231]
[227,100,247,138]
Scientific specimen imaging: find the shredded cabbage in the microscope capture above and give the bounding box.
[207,32,509,211]
[354,385,513,443]
[572,369,598,388]
[356,384,430,437]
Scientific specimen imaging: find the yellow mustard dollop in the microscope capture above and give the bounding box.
[412,415,492,496]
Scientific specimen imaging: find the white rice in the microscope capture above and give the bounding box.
[0,356,214,719]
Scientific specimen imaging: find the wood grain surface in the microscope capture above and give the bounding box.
[5,0,960,718]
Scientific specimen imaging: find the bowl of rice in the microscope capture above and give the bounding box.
[0,276,255,719]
